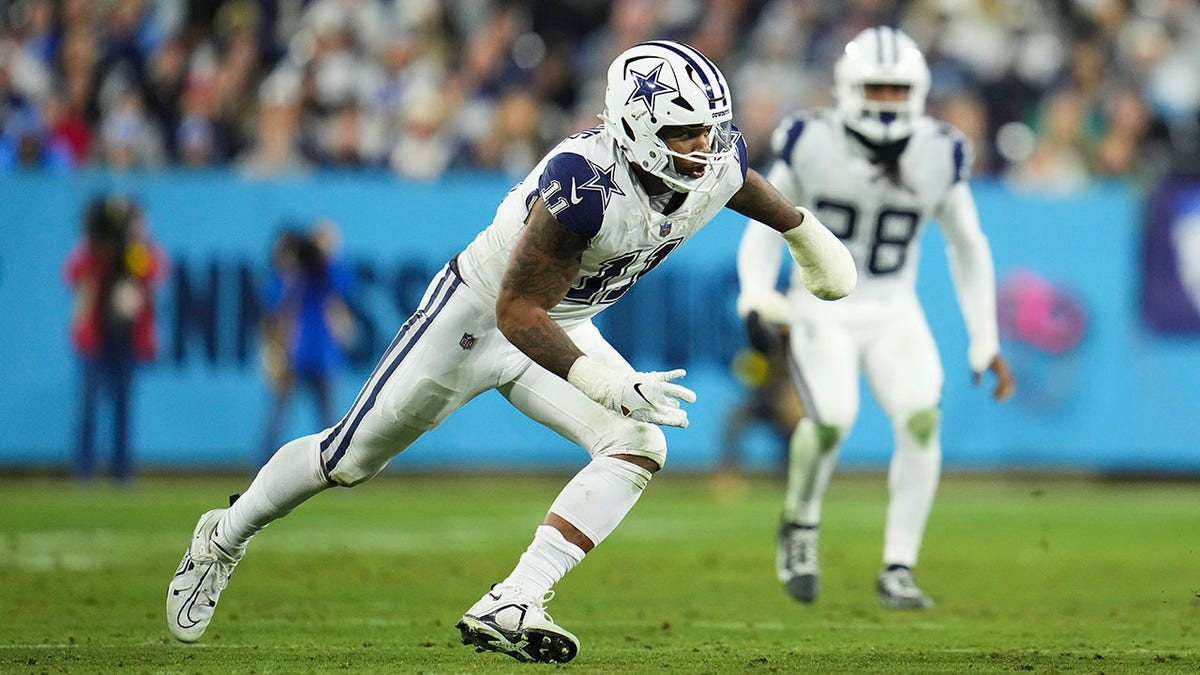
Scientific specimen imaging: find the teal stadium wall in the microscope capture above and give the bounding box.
[2,172,1198,473]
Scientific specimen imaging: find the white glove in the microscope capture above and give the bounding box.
[567,356,697,428]
[782,206,857,300]
[736,288,793,324]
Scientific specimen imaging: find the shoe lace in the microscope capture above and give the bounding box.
[786,530,816,567]
[533,590,556,624]
[886,569,918,593]
[191,544,238,593]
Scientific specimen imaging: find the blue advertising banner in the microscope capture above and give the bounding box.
[1142,177,1200,332]
[1,172,1198,473]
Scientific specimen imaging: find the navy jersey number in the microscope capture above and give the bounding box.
[564,238,683,305]
[814,198,920,275]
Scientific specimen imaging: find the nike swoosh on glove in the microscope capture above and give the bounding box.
[567,356,698,428]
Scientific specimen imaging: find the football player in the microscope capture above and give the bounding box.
[167,41,856,663]
[736,27,1015,610]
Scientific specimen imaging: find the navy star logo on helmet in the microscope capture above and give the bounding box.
[578,159,626,210]
[625,62,678,115]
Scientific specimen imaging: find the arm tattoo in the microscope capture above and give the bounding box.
[497,199,589,379]
[725,169,803,233]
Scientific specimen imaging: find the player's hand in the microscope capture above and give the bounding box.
[567,356,698,428]
[972,354,1015,402]
[744,310,785,353]
[736,289,791,353]
[736,288,792,324]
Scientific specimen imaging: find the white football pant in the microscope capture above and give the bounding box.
[316,262,668,487]
[784,291,943,567]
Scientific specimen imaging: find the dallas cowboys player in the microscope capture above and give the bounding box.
[737,27,1015,610]
[166,41,856,663]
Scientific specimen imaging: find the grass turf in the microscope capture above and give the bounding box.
[0,472,1197,673]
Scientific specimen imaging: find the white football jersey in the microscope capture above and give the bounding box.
[458,125,748,325]
[773,109,970,311]
[739,108,999,372]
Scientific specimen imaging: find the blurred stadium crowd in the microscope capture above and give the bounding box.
[0,0,1197,186]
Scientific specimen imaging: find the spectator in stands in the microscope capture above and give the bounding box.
[0,0,1192,177]
[100,90,166,169]
[237,70,311,178]
[388,84,455,179]
[1095,87,1150,177]
[64,195,168,482]
[1007,90,1092,193]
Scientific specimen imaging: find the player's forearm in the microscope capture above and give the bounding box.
[496,300,583,379]
[947,241,1000,370]
[726,169,805,233]
[939,184,1000,370]
[496,198,589,376]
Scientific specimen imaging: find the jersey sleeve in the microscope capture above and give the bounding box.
[765,114,810,203]
[938,122,974,186]
[537,152,611,238]
[770,114,809,167]
[732,125,749,180]
[936,181,999,372]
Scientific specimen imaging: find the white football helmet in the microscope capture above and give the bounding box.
[600,40,738,193]
[834,27,930,144]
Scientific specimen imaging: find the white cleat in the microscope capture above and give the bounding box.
[166,509,240,642]
[777,521,820,603]
[456,584,580,664]
[877,566,934,609]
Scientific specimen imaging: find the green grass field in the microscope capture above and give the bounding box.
[1,472,1197,674]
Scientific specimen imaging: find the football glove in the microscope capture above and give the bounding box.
[567,356,697,428]
[782,207,857,301]
[736,287,792,354]
[744,310,786,354]
[735,288,792,324]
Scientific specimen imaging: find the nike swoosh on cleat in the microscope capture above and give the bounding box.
[176,565,213,628]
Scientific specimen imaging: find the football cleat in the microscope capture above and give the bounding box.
[456,584,580,664]
[877,566,934,609]
[166,509,240,642]
[777,521,820,603]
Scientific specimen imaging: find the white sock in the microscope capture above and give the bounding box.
[214,433,332,556]
[501,525,586,597]
[547,455,653,548]
[882,423,941,567]
[783,419,841,525]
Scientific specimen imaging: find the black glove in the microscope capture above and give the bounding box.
[745,310,784,353]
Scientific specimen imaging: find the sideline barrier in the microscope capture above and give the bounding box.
[1,172,1196,473]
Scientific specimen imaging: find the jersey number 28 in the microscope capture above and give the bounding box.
[814,198,920,275]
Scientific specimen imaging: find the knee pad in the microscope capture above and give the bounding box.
[389,379,459,431]
[326,421,425,487]
[904,408,941,447]
[592,420,668,469]
[327,460,387,488]
[814,422,842,454]
[796,418,843,454]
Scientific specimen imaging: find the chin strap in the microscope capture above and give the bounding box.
[844,125,911,165]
